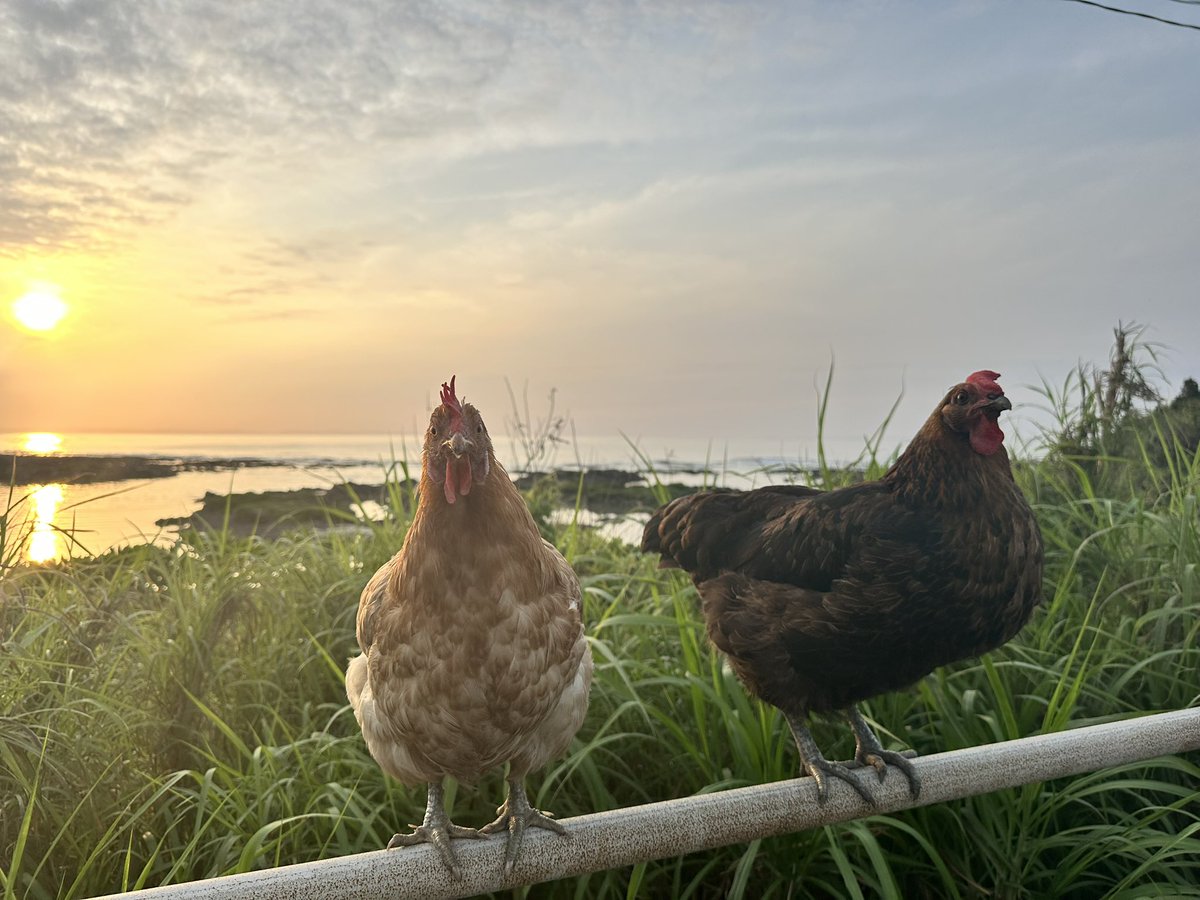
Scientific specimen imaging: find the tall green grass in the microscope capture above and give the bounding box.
[1,377,1198,898]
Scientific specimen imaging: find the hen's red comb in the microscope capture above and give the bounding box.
[966,370,1003,394]
[440,376,464,417]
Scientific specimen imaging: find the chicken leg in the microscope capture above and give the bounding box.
[387,781,485,875]
[785,709,920,806]
[785,712,877,805]
[480,777,566,872]
[844,707,920,799]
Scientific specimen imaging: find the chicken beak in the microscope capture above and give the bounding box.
[444,432,472,458]
[986,395,1012,414]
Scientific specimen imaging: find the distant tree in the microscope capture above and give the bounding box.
[1158,376,1200,459]
[1116,371,1200,482]
[1172,377,1200,408]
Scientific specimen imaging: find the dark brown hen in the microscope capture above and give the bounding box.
[642,371,1043,803]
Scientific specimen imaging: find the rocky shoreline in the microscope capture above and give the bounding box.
[155,468,699,538]
[4,451,748,542]
[1,452,291,486]
[152,468,700,540]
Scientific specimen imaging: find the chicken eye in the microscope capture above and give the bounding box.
[476,424,483,434]
[429,425,438,436]
[954,390,969,405]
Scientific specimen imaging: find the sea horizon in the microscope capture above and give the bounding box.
[0,429,863,470]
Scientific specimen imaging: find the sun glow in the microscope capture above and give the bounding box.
[12,290,68,332]
[23,432,63,454]
[27,484,65,563]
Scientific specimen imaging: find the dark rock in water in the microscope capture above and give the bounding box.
[3,454,179,484]
[1,453,288,486]
[157,481,414,538]
[512,468,694,514]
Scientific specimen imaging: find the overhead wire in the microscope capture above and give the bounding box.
[1060,0,1200,31]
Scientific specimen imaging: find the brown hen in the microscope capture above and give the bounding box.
[346,377,592,873]
[642,371,1043,804]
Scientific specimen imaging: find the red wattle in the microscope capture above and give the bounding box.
[970,418,1005,456]
[443,458,457,504]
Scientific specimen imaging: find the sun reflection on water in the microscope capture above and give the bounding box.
[27,484,65,563]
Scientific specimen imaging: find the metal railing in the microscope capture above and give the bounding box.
[92,707,1200,900]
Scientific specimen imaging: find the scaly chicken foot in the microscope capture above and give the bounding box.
[844,707,921,799]
[480,778,566,872]
[387,781,485,876]
[785,712,877,806]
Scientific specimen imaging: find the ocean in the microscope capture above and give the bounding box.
[2,431,847,563]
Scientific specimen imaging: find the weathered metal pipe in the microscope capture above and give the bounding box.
[90,707,1200,900]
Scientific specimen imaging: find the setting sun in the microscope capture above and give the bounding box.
[12,290,69,332]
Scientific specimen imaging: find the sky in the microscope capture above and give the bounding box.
[1,0,1198,455]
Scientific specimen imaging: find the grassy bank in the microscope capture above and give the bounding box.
[2,368,1198,898]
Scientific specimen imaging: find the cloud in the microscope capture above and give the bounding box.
[0,0,505,251]
[0,0,787,256]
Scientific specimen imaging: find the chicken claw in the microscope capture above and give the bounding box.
[481,778,568,872]
[786,712,879,806]
[844,707,920,799]
[387,782,485,876]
